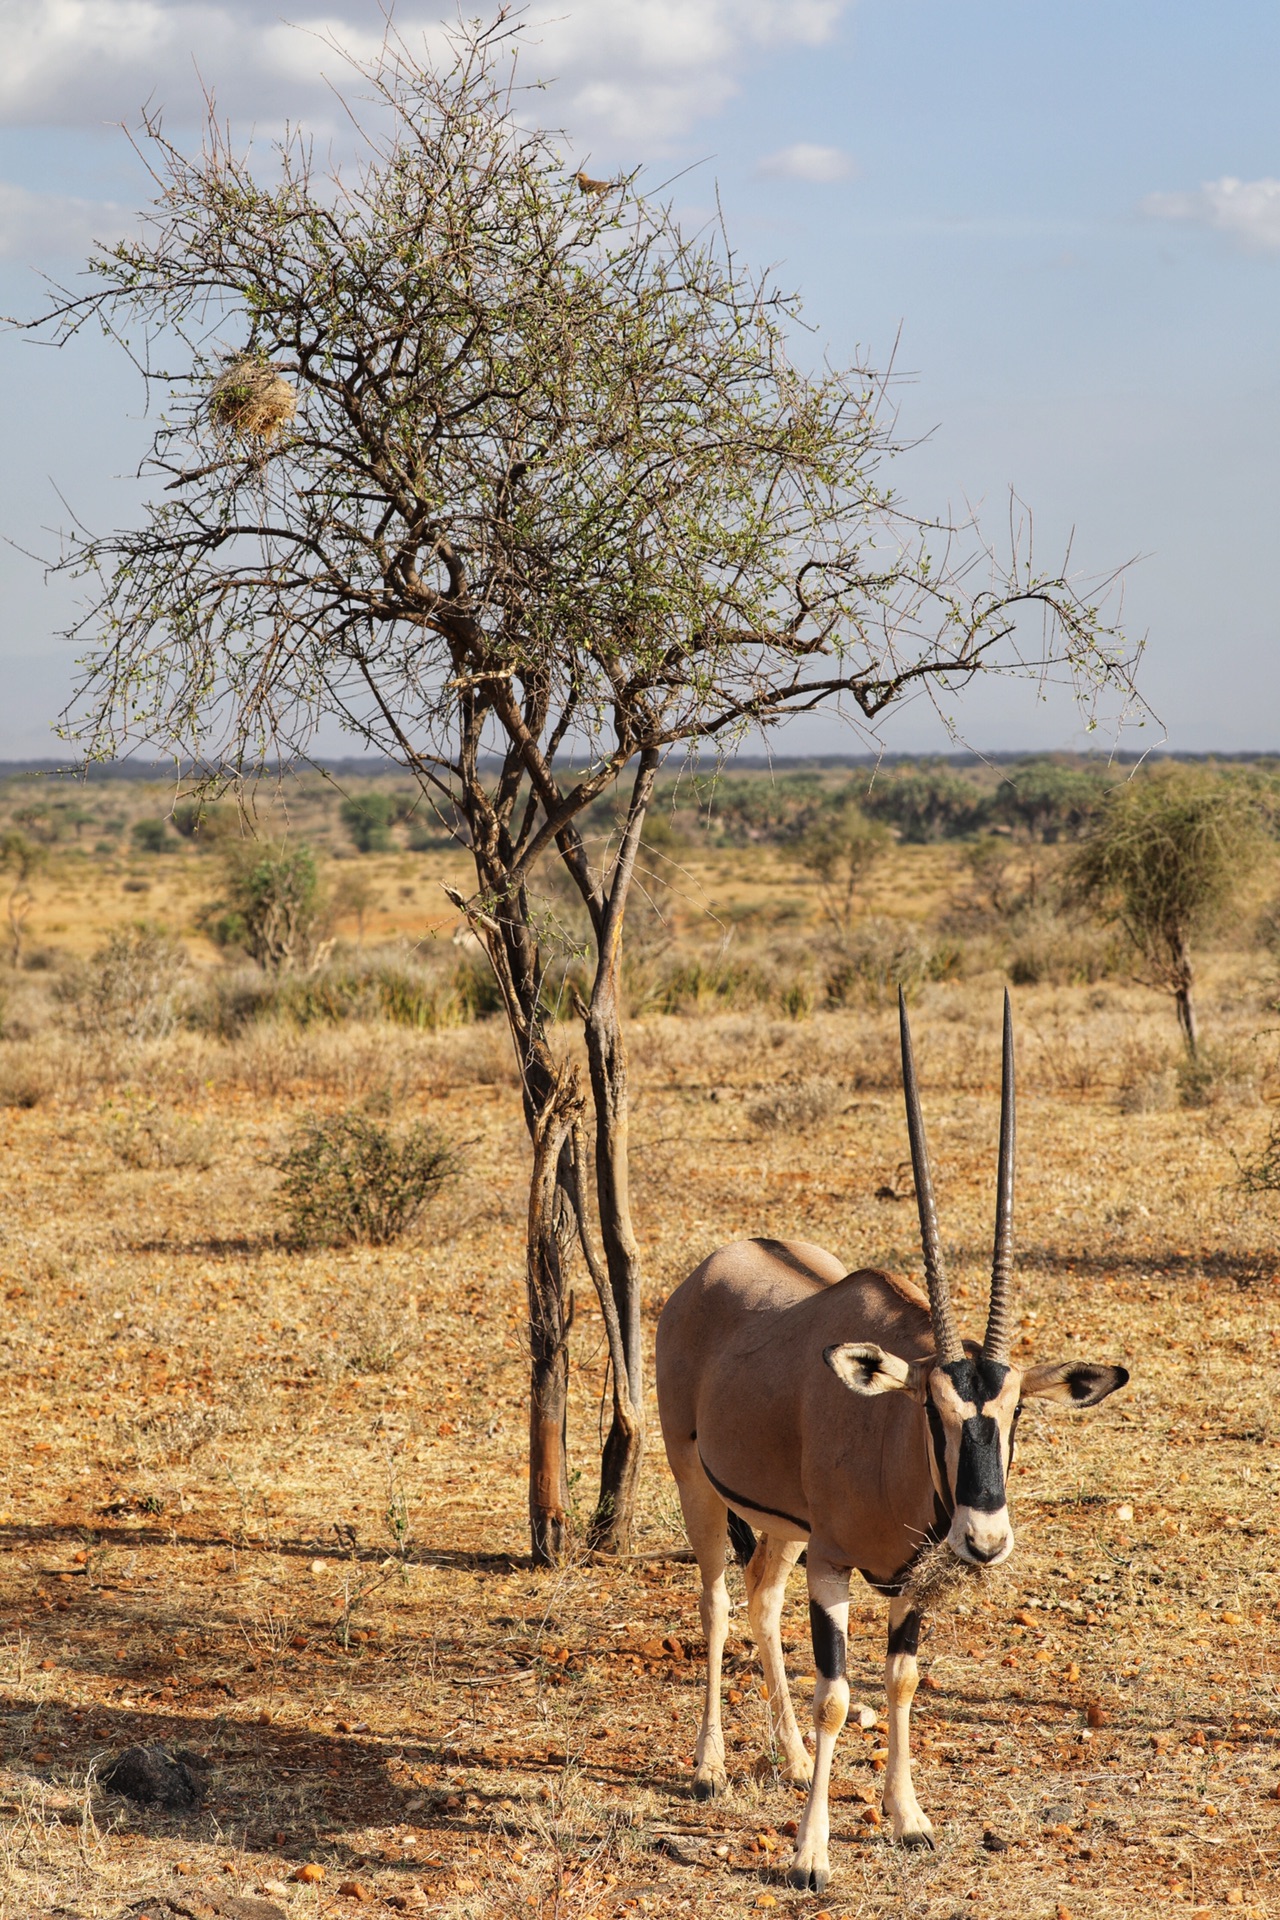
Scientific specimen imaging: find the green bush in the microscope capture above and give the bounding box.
[130,818,170,854]
[273,1110,457,1247]
[991,760,1107,841]
[202,842,328,972]
[860,768,989,842]
[340,791,401,853]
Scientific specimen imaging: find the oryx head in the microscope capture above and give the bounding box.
[825,989,1128,1569]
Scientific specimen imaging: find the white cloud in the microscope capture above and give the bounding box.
[757,141,854,184]
[1142,176,1280,252]
[0,181,131,256]
[0,1,852,145]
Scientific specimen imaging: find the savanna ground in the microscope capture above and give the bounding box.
[0,766,1277,1920]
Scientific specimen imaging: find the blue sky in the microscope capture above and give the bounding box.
[0,0,1277,759]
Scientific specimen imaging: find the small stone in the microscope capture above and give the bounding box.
[853,1702,877,1729]
[1114,1504,1133,1522]
[338,1882,374,1903]
[292,1862,325,1884]
[1226,1891,1244,1908]
[1085,1702,1108,1729]
[860,1805,882,1826]
[981,1829,1008,1852]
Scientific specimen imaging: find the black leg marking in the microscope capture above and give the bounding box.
[809,1599,846,1681]
[727,1510,756,1568]
[887,1608,921,1658]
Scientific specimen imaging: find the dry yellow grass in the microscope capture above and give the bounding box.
[0,833,1275,1918]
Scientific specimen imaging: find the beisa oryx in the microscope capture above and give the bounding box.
[656,990,1129,1892]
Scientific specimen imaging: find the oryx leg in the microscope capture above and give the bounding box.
[788,1554,850,1894]
[744,1534,811,1786]
[882,1599,933,1847]
[673,1468,732,1799]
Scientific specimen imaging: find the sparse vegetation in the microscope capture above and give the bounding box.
[272,1108,458,1247]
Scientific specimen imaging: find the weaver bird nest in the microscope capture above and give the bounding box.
[208,357,296,443]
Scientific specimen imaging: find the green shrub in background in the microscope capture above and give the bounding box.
[202,842,328,972]
[860,767,989,842]
[1066,766,1267,1053]
[131,818,170,854]
[272,1110,457,1246]
[339,791,406,853]
[991,759,1107,841]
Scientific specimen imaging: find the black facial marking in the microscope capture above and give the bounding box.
[887,1609,922,1658]
[809,1599,847,1681]
[935,1356,1011,1514]
[941,1355,1010,1406]
[925,1398,951,1506]
[954,1414,1006,1512]
[1007,1403,1022,1469]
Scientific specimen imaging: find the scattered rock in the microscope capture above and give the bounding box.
[981,1828,1008,1852]
[101,1745,205,1809]
[292,1862,325,1884]
[853,1703,878,1729]
[124,1893,286,1920]
[337,1884,374,1904]
[1085,1702,1109,1729]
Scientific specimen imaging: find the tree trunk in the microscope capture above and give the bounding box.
[525,1065,582,1566]
[1171,931,1198,1055]
[579,749,658,1554]
[583,971,645,1551]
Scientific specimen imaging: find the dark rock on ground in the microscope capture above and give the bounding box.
[100,1744,205,1809]
[124,1892,285,1920]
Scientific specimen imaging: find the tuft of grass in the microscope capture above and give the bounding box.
[748,1078,843,1134]
[272,1108,458,1247]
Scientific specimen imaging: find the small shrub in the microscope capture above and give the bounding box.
[1174,1043,1255,1110]
[825,918,961,1007]
[1235,1117,1280,1197]
[104,1098,220,1170]
[272,1110,457,1247]
[131,818,170,854]
[340,791,405,854]
[67,926,187,1040]
[202,842,328,972]
[1005,915,1124,987]
[749,1078,842,1133]
[0,1047,53,1108]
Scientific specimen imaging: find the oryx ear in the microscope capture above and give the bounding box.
[1020,1361,1130,1407]
[824,1342,925,1398]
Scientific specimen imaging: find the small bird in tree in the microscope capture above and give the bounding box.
[575,169,616,195]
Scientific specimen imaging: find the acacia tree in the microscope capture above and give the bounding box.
[25,17,1139,1562]
[1066,766,1265,1053]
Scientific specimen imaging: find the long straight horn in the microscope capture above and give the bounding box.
[898,987,962,1365]
[984,988,1016,1363]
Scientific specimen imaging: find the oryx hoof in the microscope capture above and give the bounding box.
[897,1829,935,1851]
[691,1767,727,1801]
[786,1860,829,1893]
